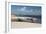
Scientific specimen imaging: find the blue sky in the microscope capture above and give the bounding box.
[11,5,41,15]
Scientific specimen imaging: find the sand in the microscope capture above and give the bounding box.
[11,22,41,28]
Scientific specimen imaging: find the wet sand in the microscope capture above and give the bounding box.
[11,22,41,28]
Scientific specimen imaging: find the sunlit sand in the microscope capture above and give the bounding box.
[11,15,41,28]
[11,22,41,28]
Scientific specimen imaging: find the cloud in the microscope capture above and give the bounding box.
[20,7,26,11]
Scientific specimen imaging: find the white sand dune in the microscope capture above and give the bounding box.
[11,16,41,23]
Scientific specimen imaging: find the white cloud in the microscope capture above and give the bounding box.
[20,7,26,11]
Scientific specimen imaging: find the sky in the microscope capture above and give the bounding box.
[11,5,41,15]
